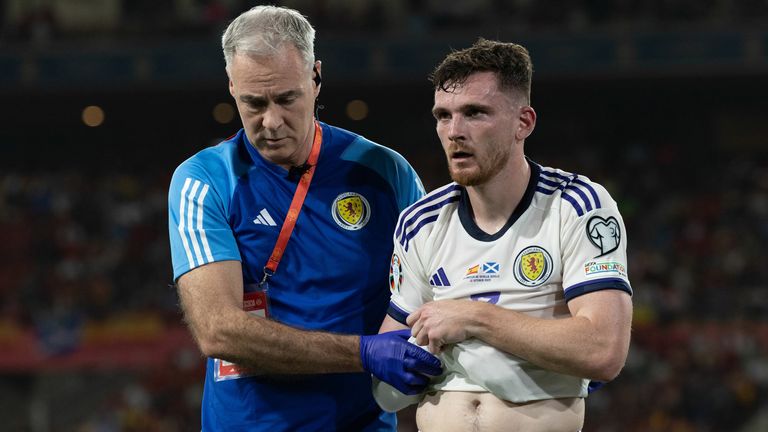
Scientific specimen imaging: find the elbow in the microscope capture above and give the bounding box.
[196,334,227,359]
[585,349,628,382]
[187,319,232,359]
[182,305,248,359]
[590,360,625,382]
[582,324,632,381]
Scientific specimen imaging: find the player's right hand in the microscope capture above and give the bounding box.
[360,329,442,395]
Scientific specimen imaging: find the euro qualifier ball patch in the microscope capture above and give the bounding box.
[389,253,403,293]
[514,245,553,287]
[332,192,371,230]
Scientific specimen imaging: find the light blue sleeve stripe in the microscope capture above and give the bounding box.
[168,145,243,281]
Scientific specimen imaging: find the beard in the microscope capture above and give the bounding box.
[447,140,511,186]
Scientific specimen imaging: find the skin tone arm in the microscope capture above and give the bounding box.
[178,260,363,374]
[407,290,632,382]
[379,314,409,333]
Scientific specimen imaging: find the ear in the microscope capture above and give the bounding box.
[229,78,235,98]
[312,60,322,96]
[515,106,536,141]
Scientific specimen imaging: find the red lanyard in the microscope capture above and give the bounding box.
[261,121,323,284]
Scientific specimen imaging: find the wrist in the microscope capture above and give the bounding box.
[465,301,492,338]
[357,335,367,372]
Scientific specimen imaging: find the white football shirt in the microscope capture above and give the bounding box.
[385,160,631,403]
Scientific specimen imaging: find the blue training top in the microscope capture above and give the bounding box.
[168,121,424,431]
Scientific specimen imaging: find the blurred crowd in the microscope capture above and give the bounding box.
[3,0,768,45]
[2,0,768,431]
[0,170,175,330]
[1,142,767,430]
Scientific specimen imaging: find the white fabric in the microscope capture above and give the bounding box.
[380,164,630,408]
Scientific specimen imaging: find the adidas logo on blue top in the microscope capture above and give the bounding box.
[429,267,451,287]
[253,208,277,226]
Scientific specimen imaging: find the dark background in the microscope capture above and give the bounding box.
[1,1,767,431]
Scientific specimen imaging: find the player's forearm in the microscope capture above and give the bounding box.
[469,304,625,381]
[195,308,362,374]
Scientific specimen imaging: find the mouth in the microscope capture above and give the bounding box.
[264,137,287,145]
[451,150,473,161]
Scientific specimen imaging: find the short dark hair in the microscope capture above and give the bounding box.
[430,38,533,102]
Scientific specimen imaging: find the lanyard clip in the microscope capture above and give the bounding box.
[259,267,274,288]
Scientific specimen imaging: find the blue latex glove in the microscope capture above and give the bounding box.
[588,380,605,393]
[360,329,442,395]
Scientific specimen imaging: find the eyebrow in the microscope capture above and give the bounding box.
[432,102,491,116]
[431,106,447,117]
[240,89,302,105]
[240,94,265,105]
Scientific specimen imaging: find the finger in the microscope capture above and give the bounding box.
[413,330,428,347]
[404,349,443,376]
[428,339,441,355]
[410,319,423,339]
[400,373,431,395]
[403,356,441,376]
[406,309,422,327]
[404,372,428,388]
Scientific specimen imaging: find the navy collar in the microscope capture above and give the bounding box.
[458,159,541,242]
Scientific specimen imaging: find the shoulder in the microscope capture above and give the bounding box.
[173,132,249,183]
[394,183,462,250]
[326,123,415,175]
[325,122,424,208]
[532,162,617,218]
[170,131,251,205]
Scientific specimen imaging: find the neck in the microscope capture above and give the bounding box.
[465,156,530,234]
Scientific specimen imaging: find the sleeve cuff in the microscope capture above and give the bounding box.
[386,302,411,325]
[564,278,632,302]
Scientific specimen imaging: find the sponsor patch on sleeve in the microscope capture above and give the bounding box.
[583,261,627,278]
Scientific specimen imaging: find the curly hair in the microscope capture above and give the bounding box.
[430,38,533,103]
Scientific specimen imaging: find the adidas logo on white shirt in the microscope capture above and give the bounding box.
[253,208,277,226]
[429,267,451,286]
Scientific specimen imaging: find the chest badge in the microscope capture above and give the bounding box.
[514,246,553,287]
[332,192,371,231]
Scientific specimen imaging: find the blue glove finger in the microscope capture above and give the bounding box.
[588,380,605,393]
[360,330,442,395]
[402,384,428,396]
[404,346,442,376]
[403,371,428,388]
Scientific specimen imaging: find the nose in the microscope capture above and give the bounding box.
[261,105,284,131]
[446,116,466,142]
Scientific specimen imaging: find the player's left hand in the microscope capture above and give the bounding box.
[407,300,482,353]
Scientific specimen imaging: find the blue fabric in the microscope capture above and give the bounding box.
[168,122,424,431]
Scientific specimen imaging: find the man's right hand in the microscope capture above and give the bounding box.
[360,329,442,395]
